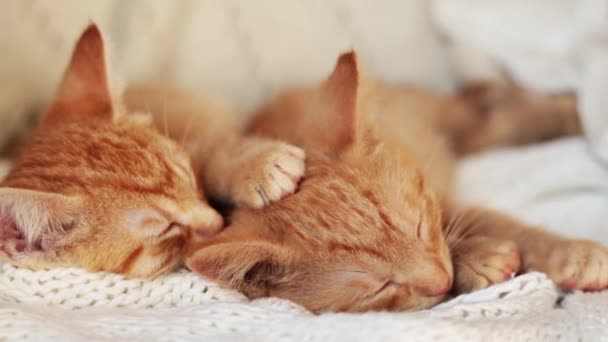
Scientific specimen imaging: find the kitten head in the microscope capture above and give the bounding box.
[187,52,453,312]
[0,24,223,277]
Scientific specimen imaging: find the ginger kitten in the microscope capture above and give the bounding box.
[0,24,222,276]
[185,52,608,313]
[0,24,304,278]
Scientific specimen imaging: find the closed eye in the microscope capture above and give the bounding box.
[156,222,182,239]
[375,280,398,297]
[416,213,423,240]
[359,279,401,304]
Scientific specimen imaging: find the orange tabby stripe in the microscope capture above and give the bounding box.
[362,190,398,233]
[115,245,144,274]
[327,241,386,260]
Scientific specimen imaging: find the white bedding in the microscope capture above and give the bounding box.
[457,138,608,244]
[1,264,605,341]
[1,1,608,341]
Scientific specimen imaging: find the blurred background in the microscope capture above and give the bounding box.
[0,0,607,241]
[0,0,450,148]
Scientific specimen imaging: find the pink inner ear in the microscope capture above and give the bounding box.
[0,190,78,260]
[0,213,61,257]
[0,216,26,257]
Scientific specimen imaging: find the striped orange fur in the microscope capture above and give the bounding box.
[187,53,453,313]
[0,24,223,277]
[187,52,608,313]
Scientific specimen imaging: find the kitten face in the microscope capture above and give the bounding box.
[0,25,223,277]
[187,53,453,312]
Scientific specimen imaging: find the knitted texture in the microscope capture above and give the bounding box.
[3,262,606,341]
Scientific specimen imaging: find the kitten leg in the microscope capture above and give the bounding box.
[445,207,521,293]
[451,82,582,154]
[200,135,305,209]
[450,235,520,293]
[446,207,608,293]
[124,85,305,209]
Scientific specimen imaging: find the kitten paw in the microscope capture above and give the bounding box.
[452,237,521,294]
[232,142,305,209]
[527,240,608,291]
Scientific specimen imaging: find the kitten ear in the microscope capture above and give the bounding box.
[321,51,361,151]
[186,238,290,291]
[43,23,115,126]
[0,188,80,264]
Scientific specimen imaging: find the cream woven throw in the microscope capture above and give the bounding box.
[1,262,607,341]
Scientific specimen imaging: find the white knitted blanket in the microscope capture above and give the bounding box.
[2,263,607,341]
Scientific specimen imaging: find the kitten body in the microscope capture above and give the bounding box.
[187,52,608,313]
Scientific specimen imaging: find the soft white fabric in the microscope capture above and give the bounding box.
[457,138,608,244]
[2,1,608,341]
[2,263,605,341]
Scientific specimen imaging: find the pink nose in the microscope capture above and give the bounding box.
[190,209,224,237]
[426,278,452,296]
